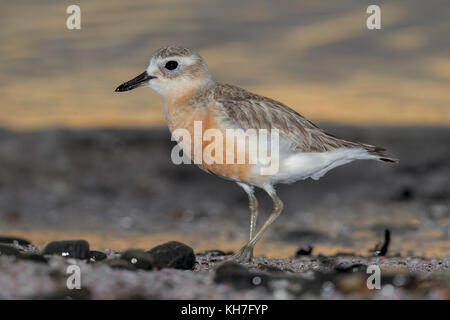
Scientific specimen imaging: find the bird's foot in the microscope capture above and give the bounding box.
[228,245,254,263]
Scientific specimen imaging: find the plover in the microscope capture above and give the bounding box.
[116,45,398,263]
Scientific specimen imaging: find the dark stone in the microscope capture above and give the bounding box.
[295,246,313,256]
[147,241,195,270]
[42,240,90,259]
[88,250,107,262]
[104,258,137,271]
[121,249,154,270]
[19,253,48,263]
[0,244,20,256]
[0,236,31,246]
[214,261,268,289]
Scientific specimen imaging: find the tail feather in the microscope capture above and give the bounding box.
[321,131,399,163]
[361,144,399,163]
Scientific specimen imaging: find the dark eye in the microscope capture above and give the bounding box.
[165,60,178,70]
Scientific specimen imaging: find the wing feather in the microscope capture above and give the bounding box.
[212,83,360,153]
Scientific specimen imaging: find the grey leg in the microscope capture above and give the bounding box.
[230,184,283,263]
[248,191,283,247]
[238,183,259,241]
[233,183,258,259]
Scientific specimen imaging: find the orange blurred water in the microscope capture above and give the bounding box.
[0,0,449,130]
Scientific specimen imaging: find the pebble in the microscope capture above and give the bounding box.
[0,236,31,246]
[295,246,313,256]
[88,250,107,262]
[42,240,90,259]
[147,241,195,270]
[121,249,154,270]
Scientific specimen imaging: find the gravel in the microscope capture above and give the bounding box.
[0,240,448,300]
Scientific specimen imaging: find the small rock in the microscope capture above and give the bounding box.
[88,250,107,262]
[295,246,313,256]
[104,258,137,271]
[147,241,195,270]
[42,240,90,259]
[0,244,20,256]
[0,236,31,246]
[121,249,154,270]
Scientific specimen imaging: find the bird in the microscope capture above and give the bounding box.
[115,45,398,263]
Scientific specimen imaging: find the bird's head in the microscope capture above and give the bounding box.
[115,45,212,97]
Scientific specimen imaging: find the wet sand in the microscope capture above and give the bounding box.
[1,0,449,129]
[0,125,448,258]
[0,124,448,299]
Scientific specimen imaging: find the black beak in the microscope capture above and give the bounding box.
[115,71,156,92]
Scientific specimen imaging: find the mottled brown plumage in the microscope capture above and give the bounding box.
[188,82,397,161]
[153,45,196,59]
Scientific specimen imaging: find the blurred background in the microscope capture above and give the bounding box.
[0,0,449,257]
